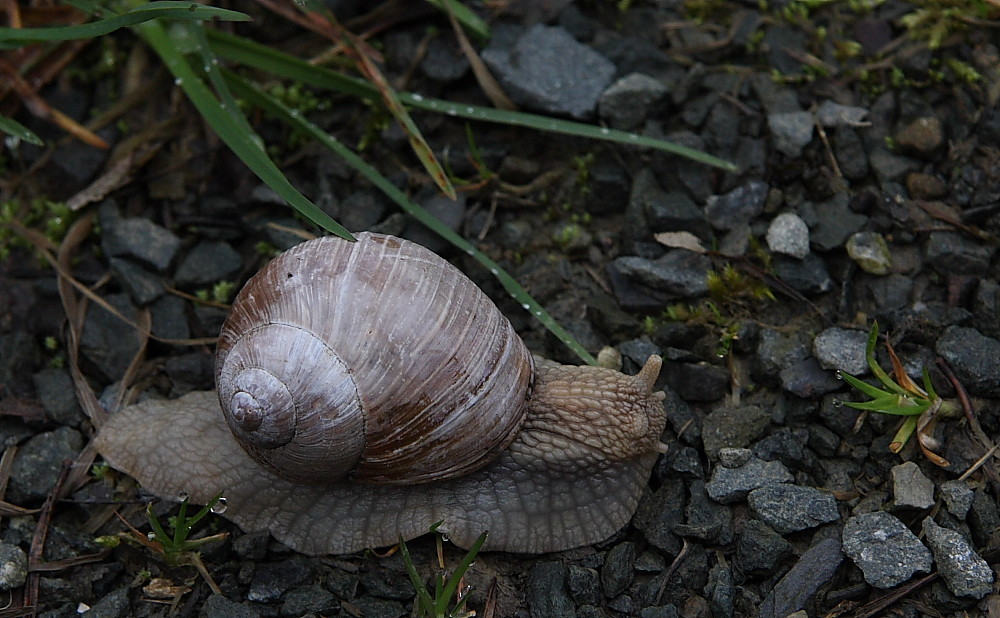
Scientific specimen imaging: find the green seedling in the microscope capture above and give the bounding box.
[98,492,228,594]
[399,525,488,618]
[837,321,958,465]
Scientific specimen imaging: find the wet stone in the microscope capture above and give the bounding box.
[601,541,637,598]
[247,558,313,603]
[925,231,995,276]
[663,361,729,402]
[149,295,190,341]
[747,484,840,533]
[80,293,141,381]
[704,181,769,231]
[100,210,181,273]
[752,427,813,471]
[891,461,935,510]
[9,427,84,503]
[420,38,468,82]
[735,520,792,577]
[701,404,771,460]
[812,327,868,375]
[771,254,832,295]
[482,24,615,120]
[922,518,994,599]
[675,479,733,544]
[200,594,261,618]
[633,481,685,555]
[845,232,892,275]
[842,511,933,588]
[663,445,704,479]
[632,170,709,238]
[939,480,974,520]
[869,147,921,183]
[640,606,680,618]
[706,451,793,504]
[766,213,810,259]
[611,251,711,298]
[779,357,842,398]
[32,367,83,426]
[833,126,869,181]
[816,101,869,127]
[567,566,601,606]
[804,194,868,252]
[599,73,668,130]
[280,584,337,616]
[0,543,27,590]
[174,240,243,288]
[758,538,843,618]
[527,561,575,618]
[768,111,814,157]
[706,564,734,618]
[86,586,129,618]
[108,257,165,306]
[936,326,1000,397]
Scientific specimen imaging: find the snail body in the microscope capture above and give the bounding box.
[96,232,667,554]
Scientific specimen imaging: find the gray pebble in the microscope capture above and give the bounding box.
[771,254,833,295]
[718,447,753,468]
[816,101,869,127]
[891,461,935,510]
[747,484,840,533]
[599,73,668,130]
[704,181,769,231]
[939,480,974,520]
[80,293,141,381]
[768,111,814,157]
[812,327,868,376]
[868,147,920,183]
[922,518,993,599]
[601,541,636,598]
[567,565,601,605]
[280,584,337,616]
[758,538,843,618]
[766,213,810,259]
[85,586,129,618]
[527,561,575,618]
[735,520,792,576]
[936,326,1000,397]
[200,594,261,618]
[925,231,995,277]
[846,232,892,275]
[31,367,82,426]
[633,482,685,555]
[174,240,243,287]
[0,544,27,590]
[611,251,711,298]
[779,357,843,398]
[706,453,793,504]
[701,404,771,460]
[247,558,313,603]
[482,24,615,120]
[9,426,84,503]
[804,194,868,252]
[842,511,933,588]
[108,257,165,306]
[101,211,181,273]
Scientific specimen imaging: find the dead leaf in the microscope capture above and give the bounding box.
[654,231,707,253]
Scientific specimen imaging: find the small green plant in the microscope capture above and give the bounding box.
[837,322,959,464]
[97,492,228,593]
[399,525,488,618]
[0,198,75,260]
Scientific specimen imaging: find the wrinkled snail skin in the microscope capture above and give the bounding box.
[94,232,668,554]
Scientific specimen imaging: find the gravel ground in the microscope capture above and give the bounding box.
[3,0,1000,616]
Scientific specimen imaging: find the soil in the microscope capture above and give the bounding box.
[3,0,1000,616]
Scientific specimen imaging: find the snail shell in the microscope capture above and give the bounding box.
[215,232,533,485]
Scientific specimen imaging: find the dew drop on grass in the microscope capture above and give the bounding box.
[211,497,228,514]
[177,491,190,501]
[833,400,843,408]
[411,94,424,102]
[521,303,531,311]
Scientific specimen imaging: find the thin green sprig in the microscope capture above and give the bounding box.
[400,526,488,618]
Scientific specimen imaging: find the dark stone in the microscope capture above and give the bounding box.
[630,169,709,238]
[108,257,164,306]
[735,520,792,577]
[705,564,734,618]
[758,538,844,618]
[779,357,843,398]
[704,181,769,231]
[527,561,575,618]
[675,480,733,544]
[753,427,814,471]
[611,251,711,298]
[482,24,615,120]
[0,543,27,590]
[599,73,668,130]
[634,481,686,555]
[601,541,637,598]
[663,445,704,479]
[173,241,243,288]
[705,450,793,504]
[663,361,729,402]
[922,518,993,599]
[925,231,995,276]
[100,208,181,273]
[701,404,771,459]
[833,126,869,180]
[200,594,261,618]
[771,254,832,295]
[280,584,337,616]
[936,326,1000,397]
[420,38,468,82]
[567,565,601,606]
[0,332,42,397]
[747,484,840,533]
[32,368,83,426]
[80,293,142,381]
[247,558,313,602]
[804,194,868,252]
[85,586,129,618]
[149,295,190,341]
[9,427,84,503]
[842,511,932,588]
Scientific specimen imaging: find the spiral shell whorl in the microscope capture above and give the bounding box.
[215,232,533,486]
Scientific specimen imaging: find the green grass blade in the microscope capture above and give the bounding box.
[838,371,893,400]
[205,29,736,171]
[438,530,487,613]
[0,2,248,47]
[424,0,490,40]
[0,116,42,145]
[399,538,437,616]
[862,321,910,397]
[921,367,939,400]
[136,20,353,241]
[877,402,930,416]
[225,70,597,364]
[891,415,919,448]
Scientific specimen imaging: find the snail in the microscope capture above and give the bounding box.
[95,232,668,554]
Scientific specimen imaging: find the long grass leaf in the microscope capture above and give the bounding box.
[424,0,490,40]
[0,2,248,47]
[889,415,919,452]
[205,30,736,171]
[0,116,42,145]
[136,20,353,241]
[838,371,892,400]
[224,70,597,364]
